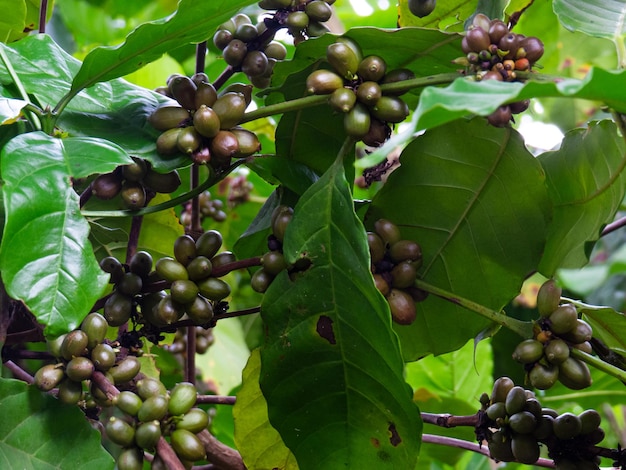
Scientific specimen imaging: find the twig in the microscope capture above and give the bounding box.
[157,437,186,470]
[197,429,245,470]
[3,360,35,384]
[421,412,479,428]
[195,395,236,405]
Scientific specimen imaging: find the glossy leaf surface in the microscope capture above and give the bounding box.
[368,118,550,359]
[260,156,421,469]
[0,132,128,336]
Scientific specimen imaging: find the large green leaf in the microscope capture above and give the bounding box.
[0,0,26,43]
[0,378,114,469]
[234,349,298,470]
[397,0,477,31]
[367,118,550,359]
[538,120,626,274]
[0,35,186,170]
[406,340,493,466]
[553,0,626,44]
[71,0,257,94]
[0,98,27,125]
[260,156,421,469]
[0,132,129,336]
[411,68,626,133]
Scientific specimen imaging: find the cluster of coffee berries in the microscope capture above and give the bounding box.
[483,377,605,469]
[150,74,261,168]
[106,379,211,469]
[35,313,142,407]
[407,0,436,18]
[458,14,544,127]
[91,158,181,210]
[167,326,215,355]
[367,219,426,325]
[179,191,228,228]
[512,279,593,391]
[213,13,289,88]
[306,38,414,146]
[251,205,294,293]
[257,0,335,44]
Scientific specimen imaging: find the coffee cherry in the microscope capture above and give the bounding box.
[390,261,417,289]
[505,386,527,415]
[519,36,544,63]
[156,257,189,282]
[528,363,558,390]
[374,219,401,246]
[116,447,143,470]
[487,105,512,127]
[129,251,153,278]
[61,330,89,360]
[174,235,197,267]
[170,280,200,305]
[210,130,240,161]
[169,382,198,416]
[100,256,125,284]
[558,357,592,390]
[306,69,344,95]
[553,412,582,440]
[511,434,540,465]
[579,409,601,435]
[92,172,122,200]
[544,339,570,365]
[486,401,507,420]
[168,76,197,110]
[138,395,169,422]
[251,268,274,293]
[537,279,562,317]
[491,376,514,403]
[356,81,382,107]
[512,339,544,364]
[362,119,391,147]
[389,240,421,263]
[231,127,262,158]
[306,1,333,22]
[358,55,387,82]
[561,319,593,344]
[142,169,181,194]
[115,390,143,416]
[90,343,116,371]
[197,277,231,301]
[176,408,209,433]
[488,430,515,462]
[121,182,146,210]
[148,106,191,131]
[264,41,288,61]
[34,364,65,391]
[185,296,214,324]
[211,251,237,269]
[387,288,417,325]
[57,378,84,404]
[329,88,357,113]
[223,39,248,67]
[285,11,310,30]
[371,96,410,123]
[408,0,436,18]
[80,312,109,349]
[169,429,206,462]
[151,295,185,326]
[118,272,143,296]
[344,103,371,138]
[104,291,133,327]
[196,230,223,259]
[488,20,509,44]
[106,416,136,447]
[194,81,218,109]
[186,256,213,281]
[193,105,221,139]
[109,355,141,384]
[242,50,269,78]
[261,251,288,275]
[533,415,554,440]
[212,92,248,130]
[548,304,578,335]
[66,356,95,382]
[381,68,416,92]
[136,377,168,400]
[135,420,162,451]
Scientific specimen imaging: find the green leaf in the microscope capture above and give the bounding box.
[0,132,128,336]
[553,0,626,42]
[568,302,626,355]
[397,0,476,31]
[234,349,299,470]
[0,377,115,469]
[260,156,422,469]
[71,0,258,94]
[538,120,626,274]
[0,0,26,43]
[412,68,626,133]
[0,35,186,171]
[0,98,27,124]
[406,340,493,466]
[367,119,550,359]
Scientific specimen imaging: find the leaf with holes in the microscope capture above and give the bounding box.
[538,120,626,274]
[0,132,129,337]
[367,118,550,360]
[234,349,298,470]
[260,156,421,469]
[0,378,115,469]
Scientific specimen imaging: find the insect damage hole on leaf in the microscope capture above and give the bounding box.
[388,422,402,446]
[316,314,336,344]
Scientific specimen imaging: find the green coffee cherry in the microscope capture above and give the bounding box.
[169,382,197,416]
[548,304,578,335]
[509,411,537,434]
[118,272,143,296]
[193,105,221,138]
[356,81,382,107]
[261,251,288,275]
[104,291,132,327]
[106,416,136,447]
[129,251,153,278]
[558,357,592,390]
[544,338,570,365]
[512,339,544,364]
[578,409,601,435]
[306,1,333,22]
[61,330,89,360]
[197,277,231,301]
[92,172,122,200]
[562,319,593,344]
[57,378,84,404]
[196,230,223,259]
[174,235,197,266]
[358,55,387,82]
[136,377,168,400]
[387,288,417,325]
[80,312,109,349]
[251,268,274,293]
[367,232,386,264]
[553,412,582,440]
[34,364,65,391]
[148,106,190,131]
[211,251,237,269]
[231,127,262,158]
[329,88,357,113]
[372,96,410,123]
[488,430,515,462]
[176,408,209,433]
[306,69,344,95]
[511,434,540,465]
[242,50,269,78]
[115,390,143,416]
[212,92,247,129]
[374,219,401,246]
[134,420,162,451]
[170,429,206,462]
[66,356,95,382]
[138,395,169,422]
[194,81,218,109]
[116,447,143,470]
[156,257,189,282]
[344,102,371,139]
[142,169,181,194]
[537,279,561,317]
[121,182,146,210]
[528,363,559,390]
[109,356,141,384]
[169,75,197,110]
[170,280,200,305]
[505,386,527,415]
[100,256,124,284]
[151,295,185,326]
[327,41,360,80]
[156,128,183,156]
[185,296,214,324]
[490,376,514,404]
[486,401,506,420]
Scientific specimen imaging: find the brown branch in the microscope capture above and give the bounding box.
[211,257,262,277]
[421,412,479,428]
[3,360,35,384]
[195,395,236,405]
[197,429,246,470]
[157,437,186,470]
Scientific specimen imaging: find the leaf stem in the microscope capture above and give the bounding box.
[414,279,534,338]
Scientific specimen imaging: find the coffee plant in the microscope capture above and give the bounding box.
[3,0,626,468]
